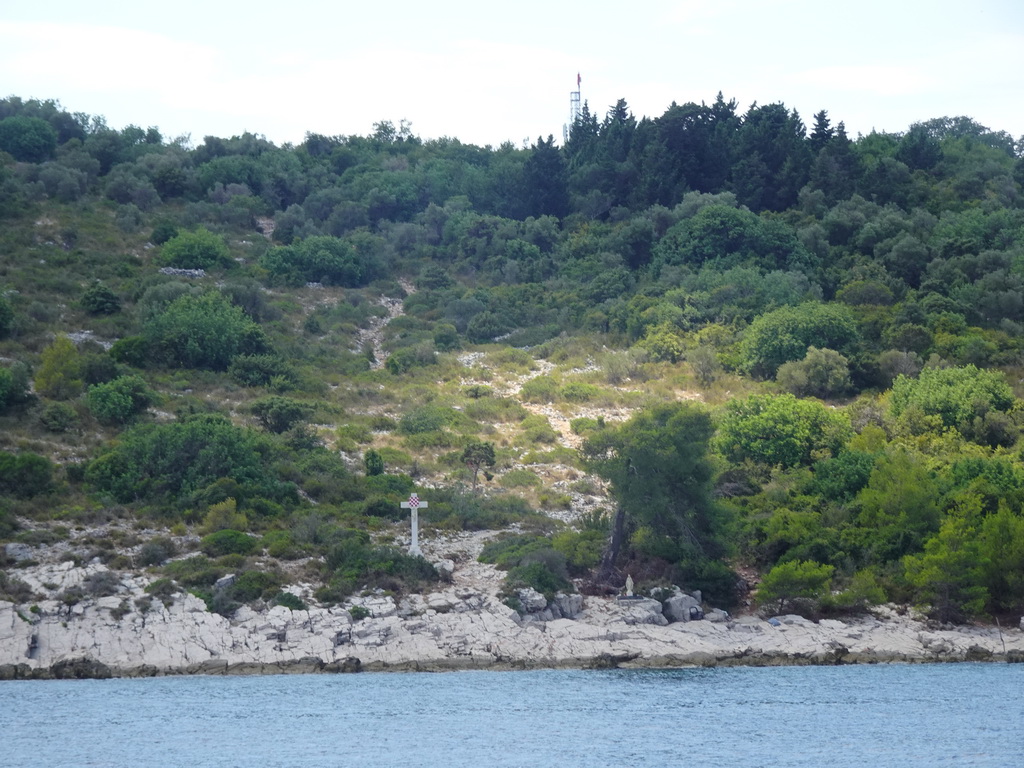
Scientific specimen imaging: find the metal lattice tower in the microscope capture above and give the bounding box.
[563,73,582,143]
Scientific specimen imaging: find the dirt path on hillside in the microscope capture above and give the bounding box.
[352,279,415,368]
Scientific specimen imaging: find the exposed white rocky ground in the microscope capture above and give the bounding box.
[3,535,1022,678]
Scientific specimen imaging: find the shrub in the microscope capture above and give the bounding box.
[0,363,30,411]
[0,451,54,498]
[520,375,559,403]
[569,416,603,435]
[137,537,178,566]
[200,498,248,534]
[86,414,295,505]
[200,529,258,557]
[520,414,558,444]
[261,235,379,287]
[479,535,553,569]
[83,570,121,597]
[561,381,600,402]
[757,559,834,615]
[109,336,149,368]
[498,469,540,488]
[144,292,268,371]
[81,282,121,315]
[505,559,572,601]
[717,394,853,468]
[776,347,852,398]
[364,449,385,476]
[248,396,314,434]
[398,405,456,435]
[150,220,179,245]
[35,335,83,400]
[160,227,232,270]
[0,115,57,162]
[551,529,605,574]
[889,364,1015,443]
[740,303,859,378]
[274,591,305,611]
[230,569,281,602]
[229,354,296,388]
[87,375,154,424]
[0,293,13,338]
[433,323,461,351]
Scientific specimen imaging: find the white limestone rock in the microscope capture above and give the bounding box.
[618,598,668,626]
[4,543,33,562]
[663,593,702,623]
[433,559,455,581]
[517,588,548,613]
[553,593,583,619]
[426,593,456,613]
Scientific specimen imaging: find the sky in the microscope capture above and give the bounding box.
[2,0,1023,149]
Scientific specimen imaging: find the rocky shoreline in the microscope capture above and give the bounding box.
[3,556,1023,680]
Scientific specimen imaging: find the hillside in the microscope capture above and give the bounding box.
[1,94,1024,652]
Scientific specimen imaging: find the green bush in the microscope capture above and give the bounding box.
[520,414,558,444]
[0,115,57,162]
[740,302,859,378]
[889,364,1015,444]
[520,375,559,403]
[0,451,54,498]
[228,354,296,388]
[81,282,121,315]
[561,381,600,402]
[87,375,154,425]
[479,535,553,569]
[248,396,314,434]
[717,394,852,468]
[138,537,177,566]
[86,414,296,505]
[109,336,149,368]
[569,416,603,435]
[160,227,232,270]
[757,559,834,615]
[364,449,385,476]
[230,569,280,602]
[321,531,437,602]
[0,293,12,339]
[34,335,84,400]
[498,469,541,488]
[398,405,457,435]
[261,235,379,287]
[0,363,30,411]
[200,529,258,557]
[144,292,267,371]
[551,529,605,574]
[505,559,571,601]
[263,530,302,559]
[274,591,305,610]
[348,605,370,621]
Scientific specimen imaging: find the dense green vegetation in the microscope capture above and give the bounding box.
[1,93,1023,623]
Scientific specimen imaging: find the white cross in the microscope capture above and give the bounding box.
[400,493,428,556]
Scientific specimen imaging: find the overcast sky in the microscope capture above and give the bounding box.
[2,0,1022,148]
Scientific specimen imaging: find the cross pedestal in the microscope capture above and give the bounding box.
[400,493,428,556]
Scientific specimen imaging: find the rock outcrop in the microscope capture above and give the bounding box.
[2,560,1023,678]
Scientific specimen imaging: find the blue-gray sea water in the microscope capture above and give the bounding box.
[2,664,1022,767]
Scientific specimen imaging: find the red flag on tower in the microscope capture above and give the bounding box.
[577,72,581,88]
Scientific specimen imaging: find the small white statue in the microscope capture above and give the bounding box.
[625,574,634,597]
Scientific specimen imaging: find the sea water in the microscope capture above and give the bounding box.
[1,664,1022,767]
